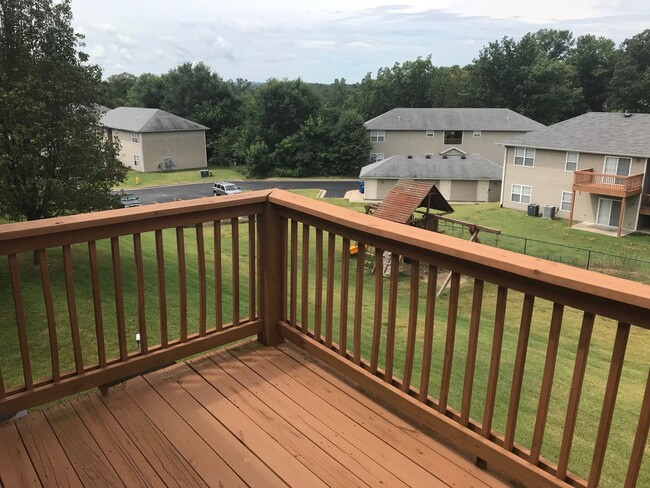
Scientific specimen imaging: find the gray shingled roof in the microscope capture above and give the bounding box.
[359,154,503,180]
[101,107,209,132]
[503,112,650,157]
[364,108,545,132]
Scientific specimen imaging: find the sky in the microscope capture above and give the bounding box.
[71,0,650,83]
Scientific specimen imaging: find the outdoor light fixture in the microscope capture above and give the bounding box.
[135,333,141,348]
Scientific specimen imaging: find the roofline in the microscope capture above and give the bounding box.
[366,128,537,132]
[500,142,650,159]
[105,126,209,133]
[361,175,502,181]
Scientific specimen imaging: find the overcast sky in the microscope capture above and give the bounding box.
[71,0,650,83]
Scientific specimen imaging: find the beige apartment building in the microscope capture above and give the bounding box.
[502,112,650,237]
[101,107,208,173]
[365,108,545,165]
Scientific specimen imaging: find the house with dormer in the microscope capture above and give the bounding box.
[501,112,650,237]
[364,108,545,165]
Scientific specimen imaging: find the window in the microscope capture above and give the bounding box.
[603,156,631,176]
[131,132,139,143]
[425,130,434,137]
[473,130,481,138]
[369,153,384,162]
[560,191,572,212]
[514,147,535,167]
[370,130,385,142]
[133,155,140,166]
[510,184,532,204]
[444,130,463,144]
[565,152,579,172]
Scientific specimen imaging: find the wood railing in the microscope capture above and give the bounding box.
[641,193,650,211]
[1,190,648,488]
[270,190,650,488]
[0,191,279,417]
[573,169,644,195]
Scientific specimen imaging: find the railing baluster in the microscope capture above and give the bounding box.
[176,227,187,341]
[314,229,323,342]
[325,232,335,348]
[419,264,438,402]
[370,249,384,374]
[62,245,83,374]
[196,224,207,336]
[8,254,32,390]
[439,272,461,413]
[461,278,484,426]
[481,286,508,438]
[530,302,564,464]
[39,249,60,380]
[281,218,288,321]
[133,234,148,353]
[111,237,127,360]
[288,219,298,327]
[353,244,365,365]
[504,294,535,451]
[339,237,350,357]
[231,217,240,327]
[88,242,106,368]
[213,221,222,331]
[588,322,631,487]
[301,224,310,333]
[155,230,168,346]
[402,259,419,392]
[625,370,650,488]
[0,364,5,399]
[248,215,256,320]
[385,252,399,383]
[557,312,595,480]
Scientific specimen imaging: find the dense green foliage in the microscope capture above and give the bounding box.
[0,0,126,221]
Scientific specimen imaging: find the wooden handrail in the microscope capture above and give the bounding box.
[573,169,644,192]
[641,193,650,210]
[1,188,648,488]
[269,189,650,488]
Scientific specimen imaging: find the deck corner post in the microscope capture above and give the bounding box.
[257,202,285,346]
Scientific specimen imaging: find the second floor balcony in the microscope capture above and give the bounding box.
[572,169,644,198]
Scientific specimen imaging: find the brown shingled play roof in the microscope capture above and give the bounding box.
[373,180,453,224]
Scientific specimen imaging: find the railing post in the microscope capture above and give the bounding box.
[257,202,285,346]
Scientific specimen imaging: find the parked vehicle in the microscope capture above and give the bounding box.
[213,181,242,196]
[120,193,142,207]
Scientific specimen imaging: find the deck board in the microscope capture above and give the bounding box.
[0,341,510,488]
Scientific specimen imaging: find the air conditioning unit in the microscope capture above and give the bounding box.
[543,205,556,219]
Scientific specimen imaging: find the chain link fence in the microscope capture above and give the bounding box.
[438,220,650,283]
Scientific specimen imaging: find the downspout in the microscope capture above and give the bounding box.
[499,145,508,206]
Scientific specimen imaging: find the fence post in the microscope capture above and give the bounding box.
[587,250,592,270]
[257,202,284,346]
[523,238,528,255]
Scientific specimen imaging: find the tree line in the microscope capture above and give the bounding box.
[101,28,650,178]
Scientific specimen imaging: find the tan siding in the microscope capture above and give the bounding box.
[113,130,144,173]
[369,130,525,164]
[141,131,207,172]
[450,181,478,201]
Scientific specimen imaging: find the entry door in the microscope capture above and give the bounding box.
[596,198,622,227]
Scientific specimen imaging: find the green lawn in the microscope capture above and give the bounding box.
[115,166,246,189]
[0,196,647,487]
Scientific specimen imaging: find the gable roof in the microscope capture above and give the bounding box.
[359,154,503,181]
[101,107,209,132]
[364,108,545,132]
[503,112,650,158]
[373,180,453,224]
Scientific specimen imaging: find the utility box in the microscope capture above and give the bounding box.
[527,203,540,217]
[543,205,556,219]
[200,169,210,178]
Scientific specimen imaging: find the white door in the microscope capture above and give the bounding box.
[596,198,622,227]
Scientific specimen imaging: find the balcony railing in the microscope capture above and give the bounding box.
[641,193,650,215]
[0,189,648,488]
[573,169,644,197]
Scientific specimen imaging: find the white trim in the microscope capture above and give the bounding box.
[443,130,463,145]
[633,157,648,231]
[473,130,481,138]
[370,130,385,142]
[603,155,632,176]
[133,154,140,166]
[369,152,384,162]
[565,151,579,172]
[596,197,622,227]
[131,132,139,143]
[499,148,507,206]
[425,130,434,137]
[560,191,572,212]
[510,183,532,205]
[440,146,467,156]
[514,147,535,167]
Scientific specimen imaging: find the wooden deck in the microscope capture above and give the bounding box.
[0,341,509,488]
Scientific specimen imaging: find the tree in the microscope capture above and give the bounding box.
[568,35,616,112]
[609,29,650,112]
[329,110,371,176]
[127,72,165,108]
[101,72,136,108]
[0,0,126,222]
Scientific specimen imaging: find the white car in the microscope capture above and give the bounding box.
[213,182,242,196]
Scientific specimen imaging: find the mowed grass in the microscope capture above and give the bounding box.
[114,166,246,189]
[0,198,648,487]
